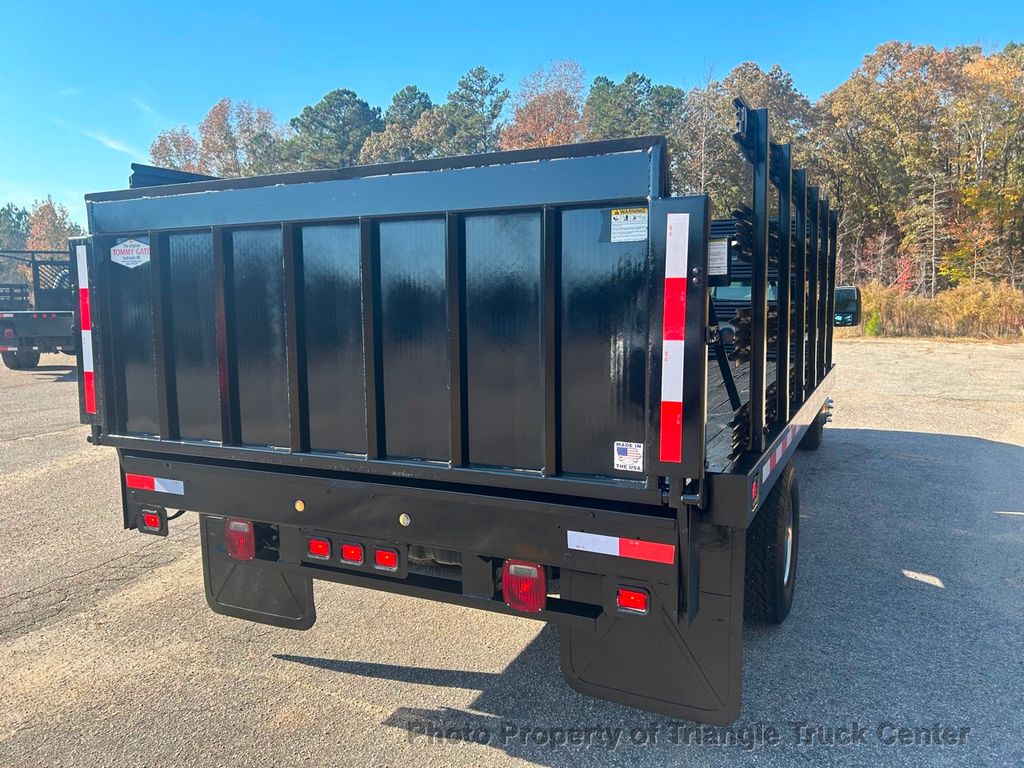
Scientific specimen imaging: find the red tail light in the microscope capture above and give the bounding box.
[374,547,398,571]
[2,327,13,339]
[225,518,255,561]
[616,586,650,615]
[341,543,364,565]
[306,536,331,560]
[136,507,167,536]
[502,560,546,613]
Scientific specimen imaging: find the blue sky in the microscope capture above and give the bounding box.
[1,0,1019,226]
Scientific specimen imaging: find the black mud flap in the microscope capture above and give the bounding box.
[558,524,745,725]
[200,514,316,630]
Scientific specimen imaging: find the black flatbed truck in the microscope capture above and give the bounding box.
[73,101,852,725]
[0,250,76,369]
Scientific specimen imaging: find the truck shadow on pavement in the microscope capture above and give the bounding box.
[275,428,1024,766]
[23,364,77,383]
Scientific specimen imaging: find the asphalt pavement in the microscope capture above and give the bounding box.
[1,339,1022,767]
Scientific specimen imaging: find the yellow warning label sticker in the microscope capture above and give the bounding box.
[611,208,648,243]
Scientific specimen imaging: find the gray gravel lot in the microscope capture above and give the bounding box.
[1,339,1022,767]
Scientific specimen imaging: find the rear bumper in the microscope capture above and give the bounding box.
[0,311,75,352]
[120,451,683,628]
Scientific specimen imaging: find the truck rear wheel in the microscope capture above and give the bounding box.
[4,350,40,370]
[745,462,798,624]
[2,350,40,370]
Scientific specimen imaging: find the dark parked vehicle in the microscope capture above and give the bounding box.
[0,250,76,369]
[834,286,862,326]
[72,100,853,724]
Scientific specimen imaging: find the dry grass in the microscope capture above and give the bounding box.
[843,281,1024,339]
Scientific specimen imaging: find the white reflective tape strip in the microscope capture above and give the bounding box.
[665,213,690,278]
[660,339,685,402]
[81,330,94,371]
[762,462,771,482]
[76,245,89,284]
[0,313,12,318]
[153,477,185,495]
[775,444,784,464]
[567,530,619,557]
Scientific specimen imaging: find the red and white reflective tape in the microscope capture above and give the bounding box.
[76,244,96,414]
[0,313,12,318]
[125,473,185,495]
[567,530,676,565]
[659,213,689,463]
[761,424,799,484]
[0,346,39,352]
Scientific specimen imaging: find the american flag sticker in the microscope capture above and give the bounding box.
[614,441,644,473]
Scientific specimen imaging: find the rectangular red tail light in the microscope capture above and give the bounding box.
[616,586,650,615]
[135,507,167,537]
[225,518,255,561]
[306,536,331,560]
[341,543,364,565]
[374,547,398,571]
[502,560,546,613]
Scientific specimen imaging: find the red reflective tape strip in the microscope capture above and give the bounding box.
[618,537,677,564]
[125,473,155,491]
[76,245,96,414]
[83,370,97,414]
[659,401,683,463]
[567,530,676,564]
[79,288,91,331]
[659,213,690,464]
[661,277,687,341]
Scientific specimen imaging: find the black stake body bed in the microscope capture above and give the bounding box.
[73,116,839,725]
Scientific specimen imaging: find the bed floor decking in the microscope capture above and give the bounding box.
[704,354,780,472]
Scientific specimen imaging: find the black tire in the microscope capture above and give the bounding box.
[745,462,799,624]
[14,350,40,369]
[2,351,23,370]
[798,412,824,451]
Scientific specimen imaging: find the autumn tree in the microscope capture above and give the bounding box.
[500,60,585,149]
[288,89,383,169]
[150,99,288,177]
[26,197,84,252]
[672,68,735,211]
[150,127,204,173]
[814,42,1024,290]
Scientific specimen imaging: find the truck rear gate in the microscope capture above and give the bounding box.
[74,101,843,725]
[0,250,76,369]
